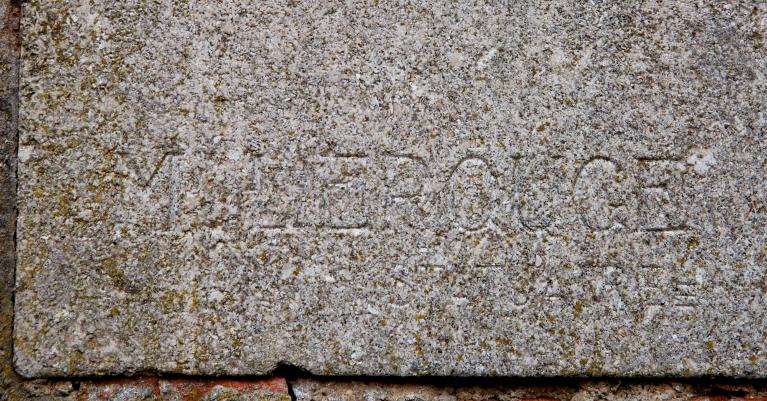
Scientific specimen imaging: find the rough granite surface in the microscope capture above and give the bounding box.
[14,0,767,377]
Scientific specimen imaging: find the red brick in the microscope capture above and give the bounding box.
[160,377,289,401]
[459,398,560,401]
[77,376,289,401]
[519,398,562,401]
[78,377,159,401]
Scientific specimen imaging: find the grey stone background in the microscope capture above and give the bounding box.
[0,0,766,399]
[14,0,767,378]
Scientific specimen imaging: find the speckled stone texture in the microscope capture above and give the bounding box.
[15,0,767,377]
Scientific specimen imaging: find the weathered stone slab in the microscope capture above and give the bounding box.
[14,0,767,377]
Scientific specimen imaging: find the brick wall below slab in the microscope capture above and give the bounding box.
[7,377,767,401]
[290,379,767,401]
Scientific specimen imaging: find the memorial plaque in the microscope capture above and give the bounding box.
[15,0,767,377]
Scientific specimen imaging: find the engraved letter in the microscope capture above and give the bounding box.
[517,156,571,230]
[447,158,498,230]
[319,155,370,229]
[573,157,631,230]
[636,158,687,232]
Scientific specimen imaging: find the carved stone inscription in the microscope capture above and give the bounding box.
[15,0,767,378]
[194,152,688,235]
